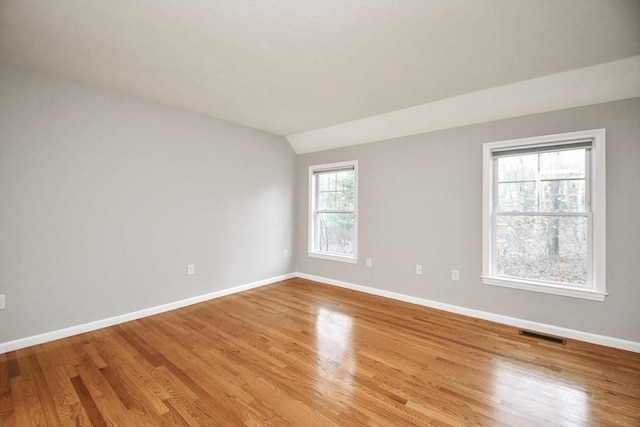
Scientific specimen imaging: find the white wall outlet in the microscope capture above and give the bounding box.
[284,249,288,258]
[187,264,195,275]
[366,257,372,267]
[0,294,5,310]
[416,264,423,275]
[451,269,460,281]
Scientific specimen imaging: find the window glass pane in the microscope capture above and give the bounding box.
[316,213,354,255]
[497,182,537,212]
[335,190,354,210]
[318,191,336,210]
[540,180,586,212]
[495,215,588,286]
[317,172,336,191]
[336,170,354,191]
[539,149,586,180]
[497,154,537,182]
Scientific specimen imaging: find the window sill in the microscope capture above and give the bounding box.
[308,252,358,264]
[482,276,607,301]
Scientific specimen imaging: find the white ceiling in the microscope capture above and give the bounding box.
[1,0,639,152]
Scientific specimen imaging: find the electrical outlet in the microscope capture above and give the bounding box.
[0,294,5,310]
[451,269,460,281]
[284,249,288,258]
[366,258,372,267]
[187,264,195,275]
[416,264,423,275]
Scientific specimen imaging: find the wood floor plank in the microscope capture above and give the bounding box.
[69,375,107,427]
[34,345,89,427]
[0,391,15,427]
[7,375,36,426]
[19,353,61,427]
[1,278,639,426]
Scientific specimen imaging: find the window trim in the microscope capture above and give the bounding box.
[482,129,606,301]
[308,160,358,264]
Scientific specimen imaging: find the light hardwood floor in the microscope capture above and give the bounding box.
[1,277,639,426]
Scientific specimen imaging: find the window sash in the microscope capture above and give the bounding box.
[313,167,355,215]
[492,147,592,214]
[482,129,606,300]
[491,145,593,288]
[308,161,358,263]
[313,212,355,255]
[491,211,593,287]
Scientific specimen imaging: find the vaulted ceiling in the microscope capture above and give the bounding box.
[1,1,639,153]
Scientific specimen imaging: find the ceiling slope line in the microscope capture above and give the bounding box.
[287,56,640,154]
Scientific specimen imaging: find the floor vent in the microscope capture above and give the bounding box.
[519,329,566,345]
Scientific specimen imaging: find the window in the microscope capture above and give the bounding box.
[308,161,358,263]
[482,129,606,301]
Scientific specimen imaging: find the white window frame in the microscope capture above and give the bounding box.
[482,129,606,301]
[308,160,358,264]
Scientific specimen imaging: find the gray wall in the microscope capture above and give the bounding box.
[2,63,638,346]
[0,65,296,343]
[296,98,640,342]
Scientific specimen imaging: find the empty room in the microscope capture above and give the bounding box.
[1,1,639,426]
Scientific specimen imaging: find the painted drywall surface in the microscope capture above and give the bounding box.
[295,98,640,342]
[0,65,296,343]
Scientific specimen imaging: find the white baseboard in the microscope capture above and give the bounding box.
[296,272,640,353]
[0,273,295,354]
[4,272,638,354]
